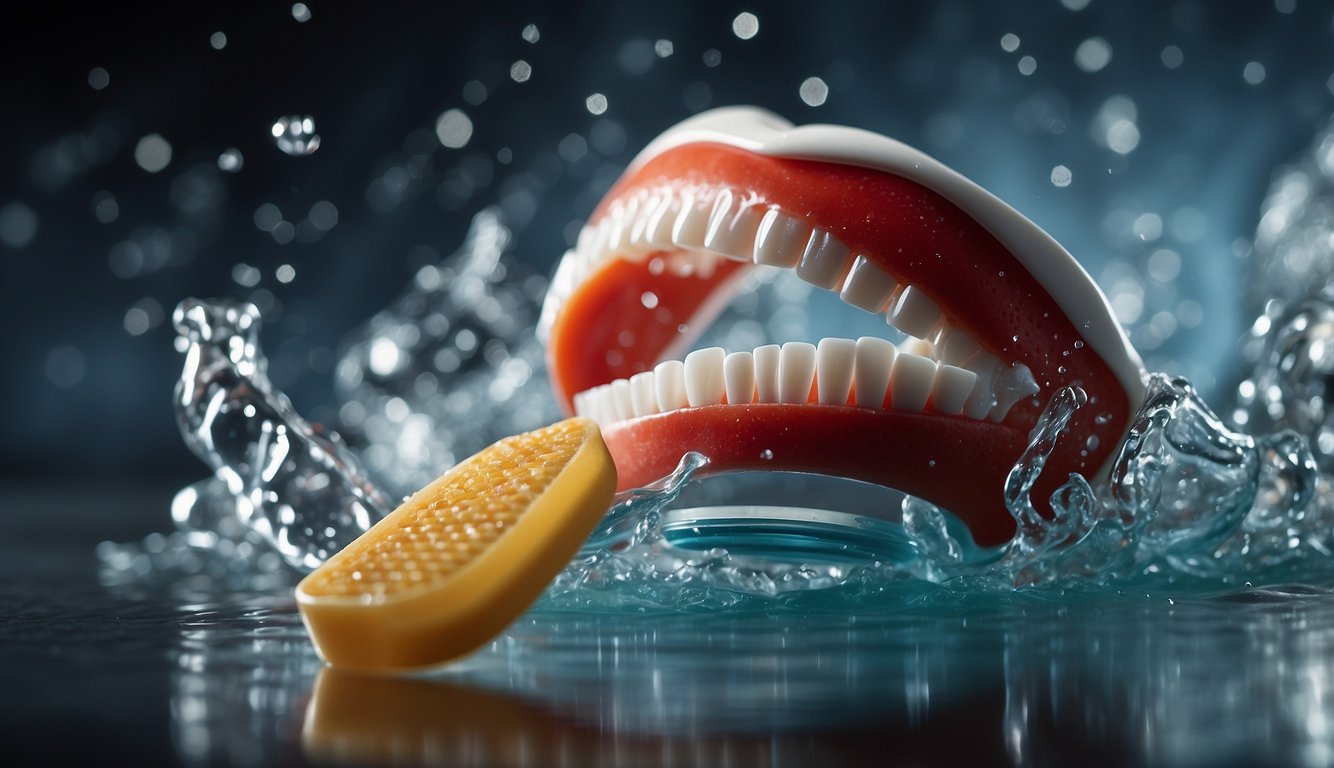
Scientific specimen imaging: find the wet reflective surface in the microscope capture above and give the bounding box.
[11,481,1334,766]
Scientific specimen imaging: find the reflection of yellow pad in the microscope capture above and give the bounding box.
[296,418,616,672]
[302,668,564,766]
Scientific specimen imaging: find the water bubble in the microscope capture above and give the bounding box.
[87,67,110,90]
[1161,45,1184,69]
[134,134,173,173]
[1051,165,1073,187]
[641,292,659,309]
[435,109,472,149]
[585,93,608,115]
[1107,120,1140,154]
[462,80,487,105]
[272,116,321,156]
[702,48,722,67]
[798,77,829,107]
[654,39,674,57]
[732,12,759,40]
[209,31,227,50]
[254,203,283,232]
[275,264,296,284]
[760,449,774,460]
[521,23,540,43]
[308,201,338,230]
[92,191,119,224]
[1000,33,1020,53]
[1243,61,1267,85]
[291,3,311,23]
[510,60,532,83]
[1074,37,1112,72]
[1017,55,1037,76]
[0,202,38,248]
[46,344,86,388]
[217,148,244,172]
[618,39,655,74]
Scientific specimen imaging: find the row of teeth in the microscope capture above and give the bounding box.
[540,184,969,346]
[573,337,1039,428]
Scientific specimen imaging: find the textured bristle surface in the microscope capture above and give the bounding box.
[300,421,587,601]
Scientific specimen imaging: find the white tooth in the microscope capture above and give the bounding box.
[706,202,762,261]
[724,351,755,405]
[573,390,591,418]
[585,217,612,263]
[753,344,781,402]
[586,386,610,426]
[753,208,809,268]
[684,347,726,407]
[816,338,856,405]
[629,371,657,417]
[672,194,712,249]
[901,337,936,358]
[628,194,662,246]
[645,195,681,249]
[605,204,631,252]
[576,223,597,254]
[779,342,817,403]
[889,352,937,412]
[939,329,981,366]
[989,362,1040,422]
[963,352,1002,419]
[888,285,943,339]
[839,255,898,313]
[610,379,635,421]
[853,336,895,409]
[795,228,853,289]
[930,365,978,415]
[654,359,688,412]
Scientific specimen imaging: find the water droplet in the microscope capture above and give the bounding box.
[1074,37,1112,73]
[702,48,722,67]
[759,449,774,460]
[510,60,532,82]
[732,12,759,40]
[1000,33,1020,53]
[640,292,659,309]
[291,3,311,23]
[209,31,227,50]
[798,77,829,107]
[88,67,110,91]
[217,148,243,172]
[521,24,540,43]
[1017,55,1037,76]
[1243,61,1266,85]
[435,109,473,149]
[271,116,321,156]
[134,134,172,173]
[0,202,38,248]
[1073,340,1085,350]
[585,93,608,115]
[654,39,674,57]
[1050,165,1073,187]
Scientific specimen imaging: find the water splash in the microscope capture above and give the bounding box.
[170,298,392,571]
[333,207,558,492]
[102,299,1324,599]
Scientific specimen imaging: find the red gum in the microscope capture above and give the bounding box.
[602,404,1025,548]
[546,144,1133,546]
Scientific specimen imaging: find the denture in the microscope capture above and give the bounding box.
[540,107,1147,547]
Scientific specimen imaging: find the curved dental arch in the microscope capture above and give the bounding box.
[541,107,1147,547]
